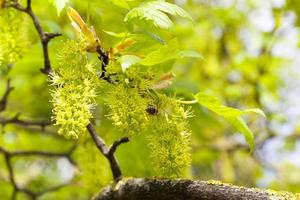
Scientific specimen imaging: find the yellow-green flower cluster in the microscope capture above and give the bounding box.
[105,85,149,135]
[50,40,98,139]
[0,8,28,67]
[147,95,192,178]
[104,63,192,177]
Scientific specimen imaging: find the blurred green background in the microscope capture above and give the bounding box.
[1,0,300,199]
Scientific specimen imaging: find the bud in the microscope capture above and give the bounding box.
[0,0,5,8]
[66,7,100,52]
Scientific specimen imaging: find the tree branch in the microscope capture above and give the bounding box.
[94,178,300,200]
[86,123,109,155]
[0,146,76,161]
[0,145,76,199]
[86,123,129,182]
[0,113,51,128]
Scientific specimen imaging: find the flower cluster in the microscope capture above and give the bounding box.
[50,40,98,139]
[0,8,28,67]
[147,95,192,178]
[105,85,149,135]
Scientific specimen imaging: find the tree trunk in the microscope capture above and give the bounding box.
[93,178,300,200]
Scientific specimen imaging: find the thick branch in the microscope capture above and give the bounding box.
[86,123,129,182]
[94,178,300,200]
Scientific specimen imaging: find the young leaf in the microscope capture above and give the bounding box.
[139,38,202,66]
[119,55,142,71]
[244,108,266,118]
[109,0,130,9]
[124,1,193,29]
[125,7,173,29]
[140,38,179,66]
[67,7,100,52]
[144,1,193,22]
[176,50,203,59]
[49,0,69,15]
[194,92,265,151]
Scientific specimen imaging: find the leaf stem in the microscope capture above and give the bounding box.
[178,100,198,105]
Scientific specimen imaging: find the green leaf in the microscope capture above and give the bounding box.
[140,38,179,66]
[176,50,203,59]
[108,0,130,9]
[194,92,265,151]
[124,1,193,29]
[194,93,244,117]
[49,0,69,15]
[139,39,202,66]
[226,116,255,152]
[119,55,142,71]
[144,1,193,22]
[244,108,266,118]
[103,30,131,38]
[125,7,173,29]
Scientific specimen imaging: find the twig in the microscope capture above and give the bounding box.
[0,146,76,160]
[0,79,14,112]
[108,137,130,156]
[0,114,51,128]
[96,46,110,82]
[86,123,129,182]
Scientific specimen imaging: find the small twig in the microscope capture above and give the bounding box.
[4,153,17,189]
[0,114,51,128]
[95,45,117,84]
[0,146,76,160]
[96,46,110,80]
[108,137,130,156]
[0,79,14,112]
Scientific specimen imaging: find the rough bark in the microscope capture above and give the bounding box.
[93,178,300,200]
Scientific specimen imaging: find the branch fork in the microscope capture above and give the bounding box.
[87,123,129,182]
